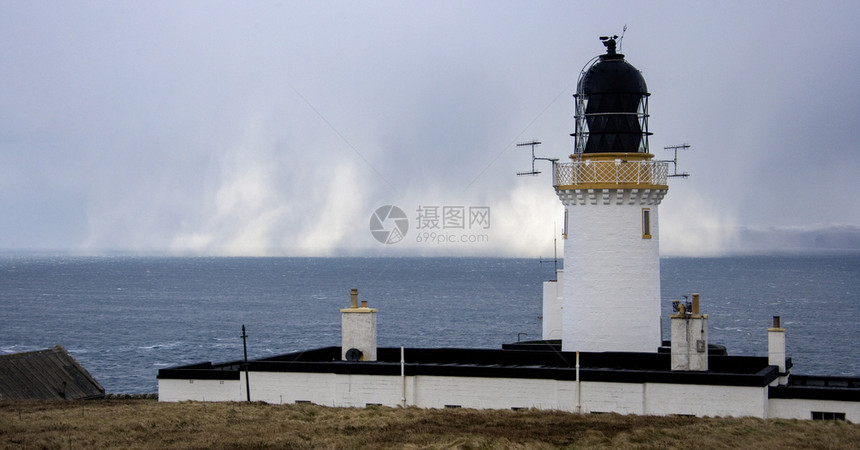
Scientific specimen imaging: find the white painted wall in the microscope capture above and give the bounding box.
[542,269,563,340]
[579,381,646,415]
[160,370,790,420]
[251,372,397,407]
[643,383,767,418]
[769,398,860,421]
[411,376,575,410]
[158,378,242,402]
[560,188,664,353]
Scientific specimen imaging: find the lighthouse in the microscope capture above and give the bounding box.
[552,37,669,353]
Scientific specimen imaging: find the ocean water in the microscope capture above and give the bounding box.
[1,255,858,394]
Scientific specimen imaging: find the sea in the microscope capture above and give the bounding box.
[1,255,858,394]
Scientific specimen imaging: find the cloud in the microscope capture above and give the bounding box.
[732,224,860,254]
[293,162,369,256]
[660,190,740,257]
[485,182,562,257]
[2,2,860,256]
[160,116,373,256]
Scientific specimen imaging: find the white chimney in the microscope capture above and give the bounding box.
[768,316,788,386]
[341,289,377,362]
[670,293,708,371]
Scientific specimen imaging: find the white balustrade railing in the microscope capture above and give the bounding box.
[553,159,668,187]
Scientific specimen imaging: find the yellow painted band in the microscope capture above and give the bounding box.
[556,183,669,191]
[569,152,655,161]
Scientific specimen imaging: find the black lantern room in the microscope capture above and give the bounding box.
[573,37,651,154]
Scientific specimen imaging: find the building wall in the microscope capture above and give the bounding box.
[562,190,663,353]
[579,381,645,414]
[542,270,563,340]
[158,378,242,402]
[578,382,766,417]
[769,398,860,422]
[643,383,767,418]
[160,371,780,419]
[411,376,574,410]
[231,372,574,410]
[251,372,396,406]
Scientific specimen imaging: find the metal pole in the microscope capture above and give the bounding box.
[400,346,406,407]
[575,351,581,414]
[242,325,250,402]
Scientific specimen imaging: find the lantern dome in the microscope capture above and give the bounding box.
[573,37,651,154]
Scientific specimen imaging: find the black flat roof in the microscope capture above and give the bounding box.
[158,346,782,388]
[769,375,860,401]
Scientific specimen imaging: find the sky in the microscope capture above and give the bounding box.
[2,1,859,257]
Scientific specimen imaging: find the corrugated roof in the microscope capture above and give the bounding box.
[0,345,105,400]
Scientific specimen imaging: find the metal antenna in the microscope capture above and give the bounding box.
[516,140,542,176]
[539,223,560,280]
[662,143,691,178]
[516,140,558,176]
[619,24,627,52]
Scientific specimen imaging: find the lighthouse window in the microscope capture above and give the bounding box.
[642,208,651,239]
[563,208,569,239]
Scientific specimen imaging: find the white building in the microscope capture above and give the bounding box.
[158,38,860,421]
[159,286,860,421]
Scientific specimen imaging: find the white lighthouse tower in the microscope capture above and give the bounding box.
[551,37,669,353]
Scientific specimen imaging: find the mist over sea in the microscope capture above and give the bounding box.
[2,255,858,394]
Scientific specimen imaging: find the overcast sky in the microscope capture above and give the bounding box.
[2,1,858,257]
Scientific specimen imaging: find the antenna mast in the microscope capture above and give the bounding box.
[516,140,558,176]
[539,226,560,280]
[549,233,558,276]
[516,140,542,176]
[662,143,691,178]
[619,24,627,52]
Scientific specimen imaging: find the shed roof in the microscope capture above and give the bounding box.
[0,346,105,400]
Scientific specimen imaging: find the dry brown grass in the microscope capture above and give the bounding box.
[1,399,858,449]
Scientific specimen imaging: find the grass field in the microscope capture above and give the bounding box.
[1,399,858,449]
